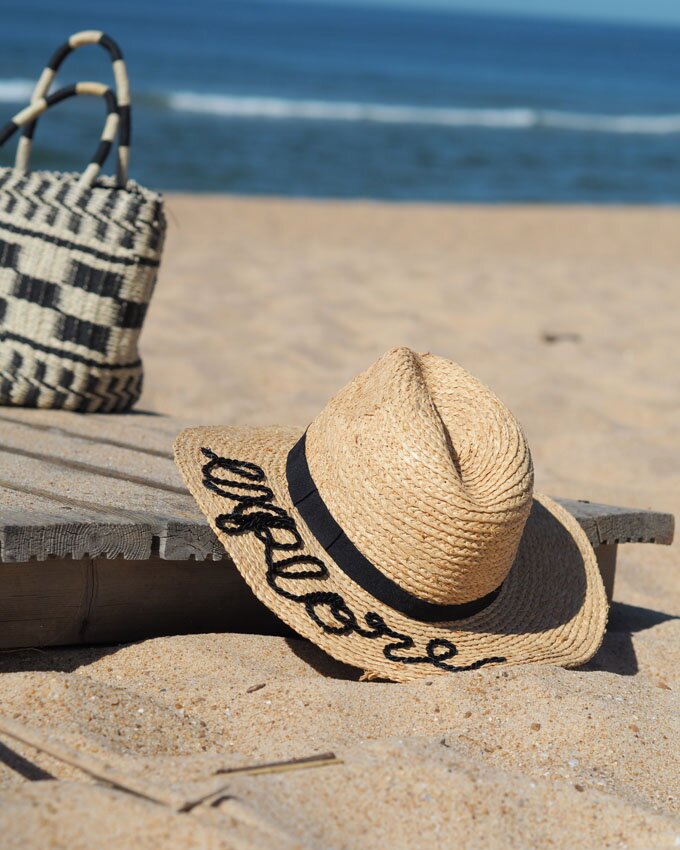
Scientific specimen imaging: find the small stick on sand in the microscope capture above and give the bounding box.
[180,751,341,812]
[0,714,341,815]
[215,751,338,777]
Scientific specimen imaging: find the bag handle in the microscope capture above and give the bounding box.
[15,31,130,187]
[0,83,119,190]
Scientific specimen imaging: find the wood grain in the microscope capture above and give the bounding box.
[0,555,286,648]
[0,411,674,648]
[0,410,673,563]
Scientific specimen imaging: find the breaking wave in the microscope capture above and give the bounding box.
[168,91,680,135]
[4,78,680,136]
[0,79,36,103]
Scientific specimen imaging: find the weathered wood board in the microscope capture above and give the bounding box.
[0,410,222,562]
[0,409,674,649]
[0,556,289,648]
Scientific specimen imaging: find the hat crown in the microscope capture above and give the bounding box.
[306,348,534,605]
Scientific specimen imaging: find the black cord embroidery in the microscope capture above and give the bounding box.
[200,447,506,673]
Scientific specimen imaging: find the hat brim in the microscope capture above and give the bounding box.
[174,425,608,682]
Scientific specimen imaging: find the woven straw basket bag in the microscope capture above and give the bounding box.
[0,31,165,412]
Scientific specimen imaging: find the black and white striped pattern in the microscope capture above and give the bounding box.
[15,30,131,188]
[0,33,165,413]
[0,83,119,189]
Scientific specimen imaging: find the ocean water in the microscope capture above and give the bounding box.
[2,0,680,202]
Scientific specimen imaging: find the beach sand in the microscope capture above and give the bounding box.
[0,196,678,848]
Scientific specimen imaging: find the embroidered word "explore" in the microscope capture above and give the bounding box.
[200,447,506,675]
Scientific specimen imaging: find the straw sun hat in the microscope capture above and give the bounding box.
[174,347,607,682]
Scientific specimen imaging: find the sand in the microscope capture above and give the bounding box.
[0,196,678,848]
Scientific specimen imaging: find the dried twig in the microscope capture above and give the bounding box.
[181,751,341,812]
[0,714,341,816]
[215,751,338,777]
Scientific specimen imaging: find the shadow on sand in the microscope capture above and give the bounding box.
[0,739,54,781]
[583,601,678,676]
[0,601,674,680]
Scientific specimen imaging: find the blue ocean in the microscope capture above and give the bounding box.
[2,0,680,202]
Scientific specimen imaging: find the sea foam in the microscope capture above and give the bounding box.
[3,78,680,136]
[0,79,36,103]
[168,91,680,135]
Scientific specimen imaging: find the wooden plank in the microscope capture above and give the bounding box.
[0,419,185,490]
[0,500,154,562]
[0,555,285,649]
[0,408,193,440]
[0,542,629,650]
[0,558,91,648]
[0,446,222,563]
[0,481,222,564]
[595,544,618,603]
[157,519,224,562]
[554,498,674,546]
[0,415,227,560]
[0,411,673,563]
[0,480,671,563]
[0,409,191,464]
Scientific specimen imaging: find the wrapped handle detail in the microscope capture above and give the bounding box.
[0,83,119,189]
[15,31,130,187]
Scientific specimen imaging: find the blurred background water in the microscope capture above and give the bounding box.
[2,0,680,202]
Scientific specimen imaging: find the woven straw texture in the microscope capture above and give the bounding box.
[0,169,165,411]
[175,348,608,682]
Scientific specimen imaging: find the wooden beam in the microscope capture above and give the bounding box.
[0,538,655,650]
[0,555,288,649]
[595,544,618,603]
[554,498,674,546]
